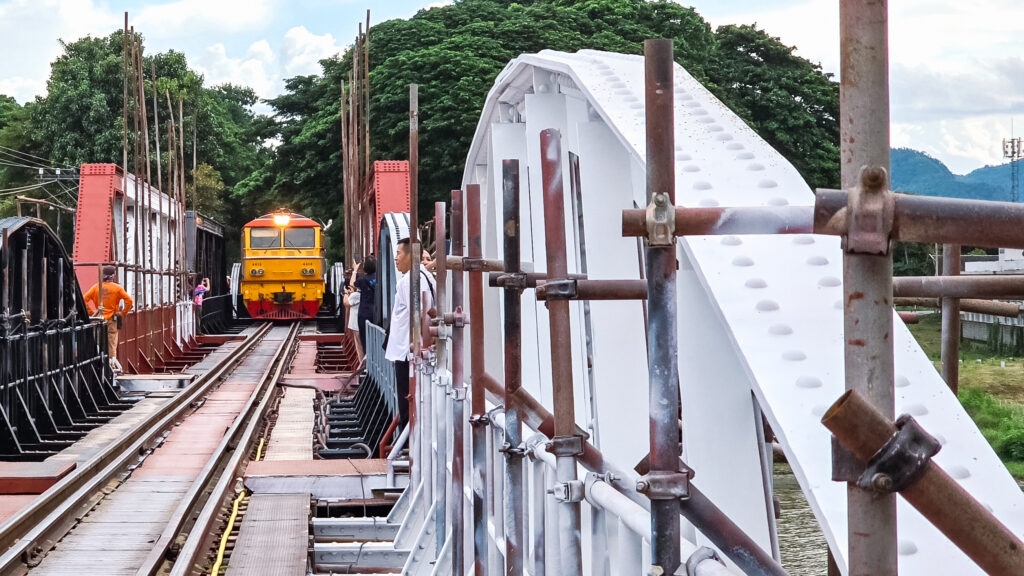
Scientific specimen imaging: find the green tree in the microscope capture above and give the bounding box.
[187,163,228,222]
[708,24,840,189]
[247,0,840,263]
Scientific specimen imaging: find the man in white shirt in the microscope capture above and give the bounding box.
[385,238,435,428]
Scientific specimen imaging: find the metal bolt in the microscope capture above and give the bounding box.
[636,479,649,492]
[648,566,666,576]
[872,472,894,492]
[861,166,886,190]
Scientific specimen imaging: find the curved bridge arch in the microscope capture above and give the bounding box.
[459,49,1024,574]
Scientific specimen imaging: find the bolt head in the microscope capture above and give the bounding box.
[636,479,649,492]
[872,472,894,492]
[861,166,887,190]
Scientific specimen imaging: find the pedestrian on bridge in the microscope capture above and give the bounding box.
[84,265,134,372]
[385,239,435,429]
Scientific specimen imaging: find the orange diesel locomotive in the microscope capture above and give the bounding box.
[240,211,325,319]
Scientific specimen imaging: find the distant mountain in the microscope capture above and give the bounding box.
[890,148,1023,202]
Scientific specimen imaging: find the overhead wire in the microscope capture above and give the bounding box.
[0,145,75,170]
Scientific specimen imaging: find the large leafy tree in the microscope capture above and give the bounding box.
[249,0,839,260]
[708,24,840,190]
[11,31,272,240]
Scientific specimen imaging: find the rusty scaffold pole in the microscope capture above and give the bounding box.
[432,201,448,557]
[408,83,425,494]
[465,183,490,574]
[500,159,525,575]
[448,188,468,576]
[637,39,683,575]
[536,130,583,576]
[941,243,961,392]
[838,2,897,573]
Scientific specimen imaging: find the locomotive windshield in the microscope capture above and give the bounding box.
[284,228,316,248]
[250,228,280,248]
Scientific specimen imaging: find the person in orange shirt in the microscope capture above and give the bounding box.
[84,265,133,371]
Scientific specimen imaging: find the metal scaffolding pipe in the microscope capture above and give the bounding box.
[894,297,1021,318]
[815,189,1024,250]
[538,128,583,576]
[893,275,1024,299]
[641,38,683,575]
[621,205,813,237]
[823,390,1024,575]
[501,159,525,575]
[941,245,961,393]
[448,256,505,272]
[479,373,789,576]
[433,200,448,557]
[535,279,648,301]
[466,183,489,575]
[449,188,467,576]
[839,0,897,573]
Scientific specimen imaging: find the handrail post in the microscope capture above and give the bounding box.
[839,2,897,574]
[433,201,449,558]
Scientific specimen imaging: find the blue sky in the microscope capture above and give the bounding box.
[2,0,1024,174]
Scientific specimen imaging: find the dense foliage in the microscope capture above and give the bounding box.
[2,0,844,261]
[244,0,841,259]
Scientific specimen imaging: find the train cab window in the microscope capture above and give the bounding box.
[250,228,280,249]
[284,227,316,248]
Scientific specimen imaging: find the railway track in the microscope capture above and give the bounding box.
[0,321,300,576]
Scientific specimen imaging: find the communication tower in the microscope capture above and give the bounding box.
[1003,136,1023,202]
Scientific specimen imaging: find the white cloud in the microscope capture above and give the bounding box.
[135,0,279,40]
[193,41,276,98]
[279,26,342,79]
[0,0,120,102]
[697,0,1024,172]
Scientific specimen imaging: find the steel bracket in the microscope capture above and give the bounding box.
[443,311,469,328]
[635,468,694,501]
[460,258,489,273]
[546,434,585,457]
[450,387,467,401]
[495,272,528,291]
[468,413,490,427]
[858,413,941,494]
[846,166,895,255]
[499,442,528,459]
[645,192,675,246]
[536,279,577,300]
[548,480,585,503]
[685,546,724,576]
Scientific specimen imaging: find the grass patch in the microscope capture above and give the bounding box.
[906,312,1024,477]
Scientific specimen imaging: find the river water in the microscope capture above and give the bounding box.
[775,462,829,575]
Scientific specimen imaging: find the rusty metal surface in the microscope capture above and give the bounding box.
[501,159,525,576]
[894,297,1021,318]
[538,128,583,575]
[449,188,467,576]
[466,183,489,575]
[823,390,1024,576]
[893,275,1024,299]
[622,206,814,237]
[838,0,898,572]
[941,246,962,392]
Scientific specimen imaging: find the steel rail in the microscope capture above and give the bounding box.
[0,322,273,575]
[159,322,299,576]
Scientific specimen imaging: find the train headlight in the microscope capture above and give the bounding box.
[250,268,264,276]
